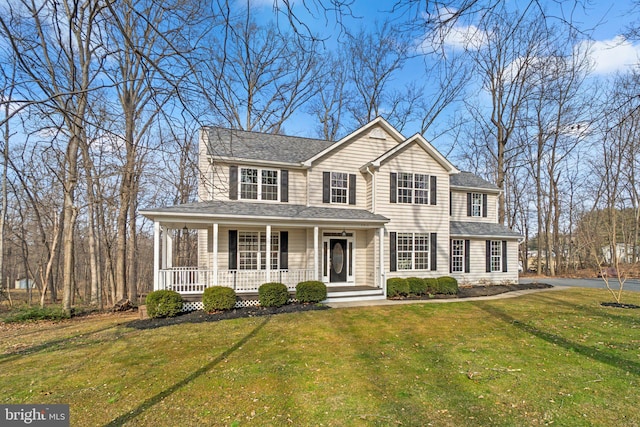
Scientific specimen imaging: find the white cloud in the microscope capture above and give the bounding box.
[582,36,640,75]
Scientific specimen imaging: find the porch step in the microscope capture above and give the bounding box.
[325,288,385,303]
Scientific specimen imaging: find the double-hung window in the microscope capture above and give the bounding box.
[238,231,279,270]
[471,193,483,217]
[489,240,502,272]
[331,172,348,204]
[240,168,279,201]
[451,239,464,272]
[397,232,430,270]
[397,173,429,204]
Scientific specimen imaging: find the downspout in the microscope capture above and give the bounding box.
[367,166,385,292]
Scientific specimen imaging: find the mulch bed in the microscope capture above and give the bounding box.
[600,302,640,309]
[128,282,554,330]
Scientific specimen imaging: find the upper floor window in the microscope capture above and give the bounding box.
[240,168,279,201]
[467,192,487,217]
[331,172,348,203]
[390,172,436,205]
[323,171,356,205]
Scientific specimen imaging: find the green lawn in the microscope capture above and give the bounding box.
[1,288,639,426]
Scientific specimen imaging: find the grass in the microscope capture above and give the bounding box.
[1,288,639,426]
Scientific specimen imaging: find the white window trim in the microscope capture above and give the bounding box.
[471,192,483,217]
[490,240,502,272]
[239,167,280,201]
[397,172,429,205]
[397,232,430,271]
[451,239,464,273]
[237,231,280,271]
[330,171,349,204]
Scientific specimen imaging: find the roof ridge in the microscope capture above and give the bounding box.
[204,125,333,143]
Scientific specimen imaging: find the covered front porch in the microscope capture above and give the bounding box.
[141,201,391,303]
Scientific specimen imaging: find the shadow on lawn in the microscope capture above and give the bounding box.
[477,303,640,377]
[103,316,271,427]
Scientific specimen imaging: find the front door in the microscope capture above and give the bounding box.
[329,239,348,282]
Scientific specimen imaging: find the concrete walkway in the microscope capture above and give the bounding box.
[327,285,570,308]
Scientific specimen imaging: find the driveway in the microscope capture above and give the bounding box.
[520,277,640,293]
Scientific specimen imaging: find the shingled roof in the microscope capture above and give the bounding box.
[450,171,499,191]
[204,127,334,164]
[450,221,522,239]
[140,200,389,224]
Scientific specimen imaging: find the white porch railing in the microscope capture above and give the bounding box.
[157,268,316,294]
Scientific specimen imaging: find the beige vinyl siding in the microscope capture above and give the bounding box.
[376,142,450,278]
[198,131,214,201]
[449,239,519,285]
[449,189,498,223]
[309,128,400,208]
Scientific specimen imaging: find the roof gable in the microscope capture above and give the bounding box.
[204,127,333,165]
[303,117,405,167]
[366,133,459,173]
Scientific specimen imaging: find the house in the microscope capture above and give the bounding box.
[140,117,522,309]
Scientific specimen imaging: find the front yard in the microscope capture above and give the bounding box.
[1,288,639,426]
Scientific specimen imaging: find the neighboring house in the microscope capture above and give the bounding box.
[14,278,35,289]
[601,243,638,264]
[140,117,522,307]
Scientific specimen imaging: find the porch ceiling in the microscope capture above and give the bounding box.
[140,200,389,228]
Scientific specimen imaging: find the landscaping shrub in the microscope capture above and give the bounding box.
[3,306,71,323]
[407,277,427,296]
[258,282,289,307]
[145,290,183,318]
[437,276,459,295]
[424,278,439,295]
[202,286,237,312]
[387,278,409,298]
[296,281,327,303]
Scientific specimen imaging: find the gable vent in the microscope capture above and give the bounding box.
[369,128,387,140]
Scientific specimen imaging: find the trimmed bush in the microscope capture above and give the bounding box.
[437,276,459,295]
[258,282,289,307]
[202,286,237,312]
[296,281,327,303]
[407,277,427,296]
[387,278,409,298]
[145,290,183,318]
[424,278,439,295]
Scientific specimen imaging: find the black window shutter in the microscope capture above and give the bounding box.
[464,240,471,273]
[430,175,437,205]
[449,192,452,216]
[449,240,453,273]
[323,171,330,203]
[485,240,491,272]
[229,230,238,270]
[280,231,288,270]
[349,174,356,205]
[390,173,397,203]
[229,166,238,200]
[482,194,488,217]
[467,193,472,216]
[430,233,437,271]
[390,232,397,272]
[502,240,508,272]
[281,170,289,202]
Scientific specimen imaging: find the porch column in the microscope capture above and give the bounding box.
[266,225,271,282]
[161,226,168,269]
[153,221,160,290]
[379,227,386,296]
[314,226,319,281]
[166,229,173,268]
[212,223,218,285]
